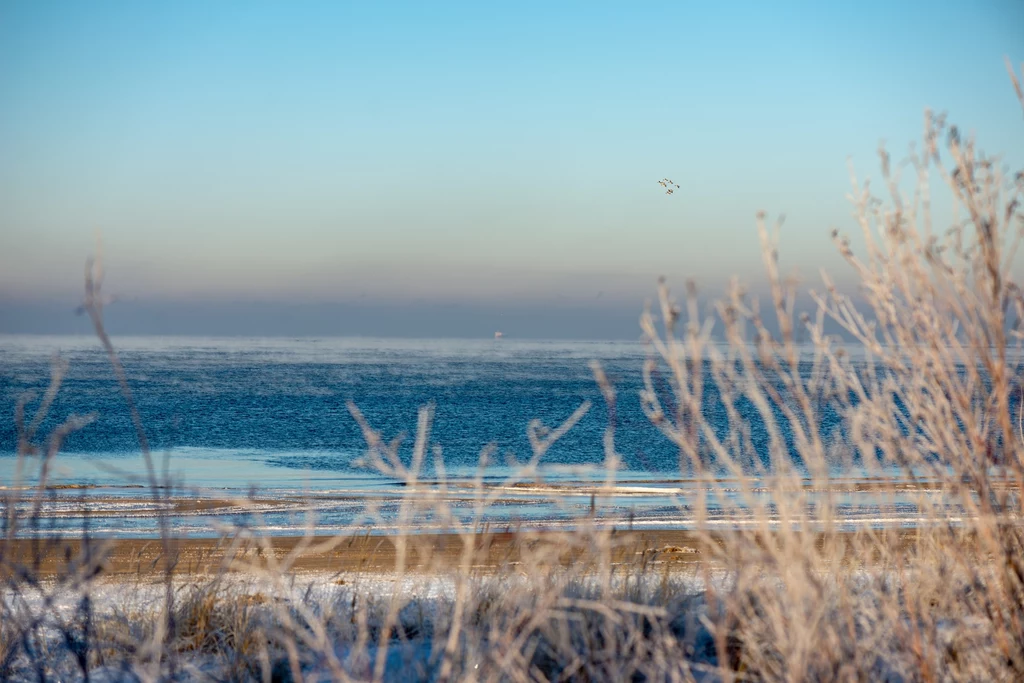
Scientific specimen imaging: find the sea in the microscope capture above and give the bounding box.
[0,335,953,537]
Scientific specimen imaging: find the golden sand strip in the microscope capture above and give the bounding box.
[1,528,925,579]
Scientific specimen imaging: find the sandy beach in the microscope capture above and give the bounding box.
[2,526,933,580]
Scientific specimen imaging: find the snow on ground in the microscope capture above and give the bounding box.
[3,567,726,681]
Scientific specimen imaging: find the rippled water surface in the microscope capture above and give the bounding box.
[0,335,963,536]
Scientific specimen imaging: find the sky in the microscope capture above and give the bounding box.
[1,0,1022,338]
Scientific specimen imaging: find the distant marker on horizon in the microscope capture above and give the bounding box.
[494,331,503,340]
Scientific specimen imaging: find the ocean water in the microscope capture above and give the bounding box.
[0,336,665,472]
[0,335,954,536]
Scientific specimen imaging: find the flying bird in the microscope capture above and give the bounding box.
[657,178,680,195]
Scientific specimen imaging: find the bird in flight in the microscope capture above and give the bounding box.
[657,178,680,195]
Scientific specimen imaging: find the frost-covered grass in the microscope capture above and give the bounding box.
[0,558,1015,681]
[3,64,1024,682]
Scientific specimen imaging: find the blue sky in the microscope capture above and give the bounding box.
[1,1,1021,337]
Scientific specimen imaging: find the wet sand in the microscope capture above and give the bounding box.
[1,477,982,581]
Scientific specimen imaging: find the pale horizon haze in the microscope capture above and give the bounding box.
[1,1,1022,338]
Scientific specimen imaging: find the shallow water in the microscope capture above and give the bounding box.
[0,335,973,536]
